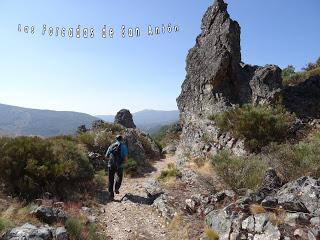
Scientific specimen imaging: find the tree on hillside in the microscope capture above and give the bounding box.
[282,65,295,79]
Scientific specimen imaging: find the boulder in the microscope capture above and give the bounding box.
[145,179,163,198]
[162,144,177,155]
[176,0,283,158]
[31,206,68,224]
[114,109,136,129]
[206,204,244,240]
[124,128,161,164]
[55,227,68,240]
[275,176,320,215]
[3,223,54,240]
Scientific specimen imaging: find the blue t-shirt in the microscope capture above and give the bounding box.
[106,140,128,160]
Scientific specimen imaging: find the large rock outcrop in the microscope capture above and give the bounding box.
[176,0,283,158]
[114,109,136,129]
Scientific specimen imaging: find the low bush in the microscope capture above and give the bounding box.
[0,218,13,234]
[65,217,102,240]
[77,132,95,147]
[65,217,82,240]
[282,57,320,86]
[209,104,295,152]
[99,122,124,133]
[159,163,182,180]
[124,159,138,175]
[151,123,181,149]
[265,136,320,182]
[0,136,94,200]
[211,151,267,191]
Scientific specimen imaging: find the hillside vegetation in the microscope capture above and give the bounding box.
[282,57,320,85]
[0,136,94,200]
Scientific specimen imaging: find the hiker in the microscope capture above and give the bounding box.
[105,135,128,200]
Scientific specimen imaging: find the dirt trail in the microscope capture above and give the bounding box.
[98,156,176,240]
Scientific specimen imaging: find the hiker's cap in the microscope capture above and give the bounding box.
[116,135,123,141]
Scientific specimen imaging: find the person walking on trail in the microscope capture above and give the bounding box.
[105,135,128,200]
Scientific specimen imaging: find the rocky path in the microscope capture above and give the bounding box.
[97,156,176,240]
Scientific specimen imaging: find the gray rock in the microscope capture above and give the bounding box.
[31,206,68,224]
[254,214,269,233]
[253,221,281,240]
[310,217,320,226]
[114,109,136,129]
[276,176,320,215]
[206,209,233,240]
[261,196,278,208]
[162,144,177,154]
[206,204,243,240]
[87,215,97,224]
[185,198,199,213]
[309,225,320,240]
[145,179,163,198]
[258,168,283,196]
[284,212,310,227]
[242,215,255,232]
[124,128,161,164]
[55,227,68,240]
[152,194,174,221]
[4,223,54,240]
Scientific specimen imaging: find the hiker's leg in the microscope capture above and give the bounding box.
[108,166,115,197]
[115,167,123,192]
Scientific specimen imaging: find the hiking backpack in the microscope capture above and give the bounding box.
[107,142,122,168]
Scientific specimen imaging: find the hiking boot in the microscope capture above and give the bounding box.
[115,189,120,194]
[109,193,114,201]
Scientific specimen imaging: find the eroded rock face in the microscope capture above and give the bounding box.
[114,109,136,129]
[176,0,282,158]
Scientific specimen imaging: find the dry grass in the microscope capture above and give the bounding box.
[169,214,190,240]
[268,208,286,226]
[1,202,40,226]
[205,227,220,240]
[249,204,266,215]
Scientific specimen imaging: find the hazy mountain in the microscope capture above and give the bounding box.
[97,109,179,133]
[95,114,114,123]
[0,103,99,137]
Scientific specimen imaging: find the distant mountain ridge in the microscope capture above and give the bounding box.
[97,109,179,133]
[0,104,179,137]
[0,103,99,137]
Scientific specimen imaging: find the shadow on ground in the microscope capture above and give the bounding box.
[121,193,163,205]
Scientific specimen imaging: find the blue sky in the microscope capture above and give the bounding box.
[0,0,319,115]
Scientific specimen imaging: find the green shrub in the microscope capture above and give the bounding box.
[209,105,295,152]
[211,151,267,190]
[159,163,182,180]
[94,131,113,149]
[87,224,102,240]
[124,159,138,175]
[0,136,94,200]
[65,217,83,240]
[0,218,13,233]
[151,123,181,149]
[93,170,107,190]
[77,132,95,147]
[266,136,320,182]
[99,122,124,133]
